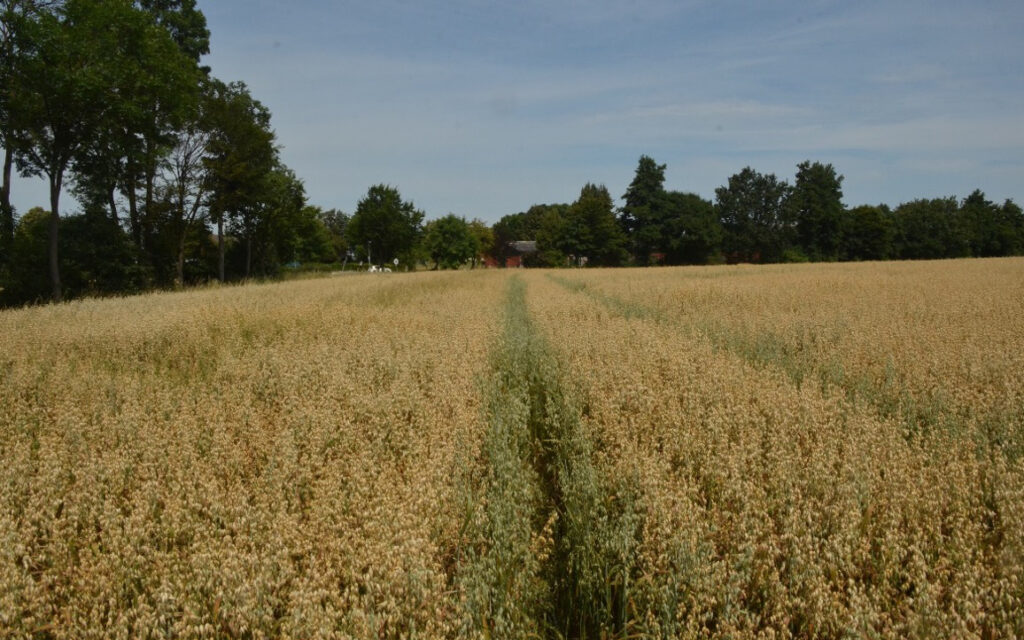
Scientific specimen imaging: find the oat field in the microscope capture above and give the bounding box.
[2,259,1023,638]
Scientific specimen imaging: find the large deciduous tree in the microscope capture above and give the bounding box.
[126,0,206,257]
[72,0,200,253]
[715,167,792,263]
[492,203,567,267]
[1,0,60,259]
[467,218,494,268]
[203,79,276,281]
[618,156,723,265]
[1,0,43,258]
[1000,199,1024,256]
[246,164,306,277]
[315,207,350,262]
[423,214,476,269]
[10,0,201,300]
[13,0,128,300]
[958,189,1024,257]
[287,205,335,265]
[788,160,845,261]
[347,184,424,267]
[159,119,209,286]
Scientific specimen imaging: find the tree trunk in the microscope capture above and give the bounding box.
[2,145,13,244]
[126,171,141,249]
[175,189,186,288]
[176,231,186,288]
[144,139,155,245]
[48,173,62,302]
[107,184,119,222]
[245,234,252,279]
[217,214,225,282]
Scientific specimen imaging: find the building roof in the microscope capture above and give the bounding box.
[509,240,537,253]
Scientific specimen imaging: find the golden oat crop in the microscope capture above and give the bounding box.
[538,259,1024,637]
[549,259,1024,450]
[2,259,1022,638]
[0,271,505,638]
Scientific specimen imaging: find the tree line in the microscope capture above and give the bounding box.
[1,2,1022,307]
[493,156,1024,268]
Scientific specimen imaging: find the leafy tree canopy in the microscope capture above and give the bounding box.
[893,197,964,260]
[467,218,494,267]
[620,155,668,263]
[423,214,476,269]
[959,189,1024,257]
[560,183,628,266]
[347,184,424,267]
[662,191,722,265]
[788,160,845,261]
[842,204,893,261]
[715,167,792,263]
[135,0,210,62]
[204,79,277,225]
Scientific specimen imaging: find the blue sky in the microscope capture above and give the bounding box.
[12,0,1024,222]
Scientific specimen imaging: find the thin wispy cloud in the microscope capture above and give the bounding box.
[9,0,1024,220]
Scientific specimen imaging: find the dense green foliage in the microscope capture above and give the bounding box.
[559,183,628,267]
[616,156,723,265]
[423,214,477,269]
[619,155,668,264]
[716,166,792,263]
[346,184,424,268]
[788,161,845,261]
[0,1,339,305]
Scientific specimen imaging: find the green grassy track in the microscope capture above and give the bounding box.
[456,277,642,638]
